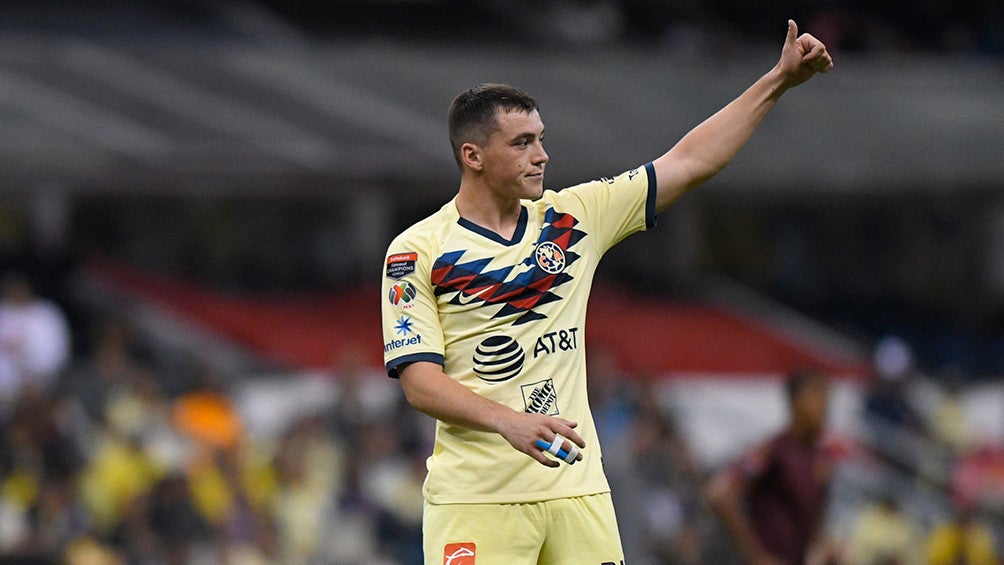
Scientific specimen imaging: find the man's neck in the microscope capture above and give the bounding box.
[455,180,523,240]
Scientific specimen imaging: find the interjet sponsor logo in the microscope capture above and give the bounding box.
[384,334,421,353]
[394,316,415,336]
[385,316,421,352]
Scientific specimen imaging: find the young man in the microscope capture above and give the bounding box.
[705,372,835,565]
[381,20,833,564]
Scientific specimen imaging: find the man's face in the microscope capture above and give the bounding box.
[478,108,548,200]
[794,379,829,440]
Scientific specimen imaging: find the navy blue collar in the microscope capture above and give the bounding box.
[457,206,528,246]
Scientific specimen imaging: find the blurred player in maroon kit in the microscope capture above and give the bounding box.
[706,372,837,565]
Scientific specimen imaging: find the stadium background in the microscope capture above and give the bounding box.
[0,0,1003,563]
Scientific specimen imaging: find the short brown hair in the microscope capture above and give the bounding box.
[447,83,538,170]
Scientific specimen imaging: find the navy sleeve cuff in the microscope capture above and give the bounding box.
[644,161,657,229]
[386,352,445,378]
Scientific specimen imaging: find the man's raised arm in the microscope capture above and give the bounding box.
[652,20,833,213]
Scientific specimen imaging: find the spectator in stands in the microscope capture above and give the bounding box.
[706,371,836,565]
[845,493,920,565]
[863,336,927,435]
[631,384,704,564]
[271,414,344,564]
[359,416,426,565]
[929,369,973,455]
[171,363,244,452]
[63,535,123,565]
[61,318,147,426]
[0,273,71,409]
[327,344,403,447]
[863,336,937,479]
[201,445,278,564]
[0,391,86,561]
[78,423,162,535]
[925,499,998,565]
[587,349,647,559]
[113,472,212,565]
[326,344,430,562]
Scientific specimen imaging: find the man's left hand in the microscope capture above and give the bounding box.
[776,19,833,89]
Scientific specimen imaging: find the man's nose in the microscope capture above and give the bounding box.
[534,141,549,164]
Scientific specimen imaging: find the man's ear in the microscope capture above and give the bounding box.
[460,142,483,171]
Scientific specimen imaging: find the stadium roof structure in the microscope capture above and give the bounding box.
[0,2,1001,200]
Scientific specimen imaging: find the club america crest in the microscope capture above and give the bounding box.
[534,241,566,274]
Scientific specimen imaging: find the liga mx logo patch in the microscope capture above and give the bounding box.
[388,281,417,308]
[443,542,475,564]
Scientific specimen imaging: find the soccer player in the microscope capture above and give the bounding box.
[381,20,833,564]
[705,372,835,565]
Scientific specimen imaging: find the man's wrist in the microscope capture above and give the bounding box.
[485,402,517,435]
[765,65,791,100]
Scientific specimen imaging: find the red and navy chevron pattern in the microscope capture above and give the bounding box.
[431,209,586,325]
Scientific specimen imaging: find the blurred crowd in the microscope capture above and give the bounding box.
[0,272,1002,564]
[0,272,430,565]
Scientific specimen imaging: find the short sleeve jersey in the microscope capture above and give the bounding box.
[381,163,656,504]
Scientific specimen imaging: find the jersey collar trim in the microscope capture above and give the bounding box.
[456,206,529,246]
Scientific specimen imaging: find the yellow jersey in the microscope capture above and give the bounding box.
[381,163,655,504]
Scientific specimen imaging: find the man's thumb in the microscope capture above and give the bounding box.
[786,19,798,45]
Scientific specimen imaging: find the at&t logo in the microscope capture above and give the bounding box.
[472,336,525,382]
[533,327,579,358]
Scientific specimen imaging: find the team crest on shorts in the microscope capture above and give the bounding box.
[443,542,476,564]
[534,241,566,274]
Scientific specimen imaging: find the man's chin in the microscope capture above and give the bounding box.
[526,178,544,199]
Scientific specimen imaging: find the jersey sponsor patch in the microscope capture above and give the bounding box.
[522,378,559,415]
[443,542,476,564]
[384,315,422,352]
[386,252,418,279]
[472,335,525,382]
[388,280,418,308]
[393,315,415,336]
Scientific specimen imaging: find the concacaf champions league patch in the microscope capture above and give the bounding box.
[386,252,417,279]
